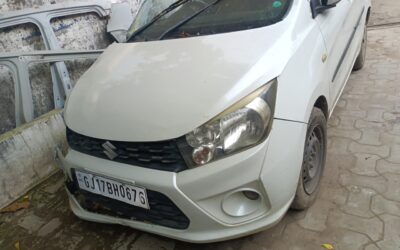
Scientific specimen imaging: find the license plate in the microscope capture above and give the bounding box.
[75,170,149,209]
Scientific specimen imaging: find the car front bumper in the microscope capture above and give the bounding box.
[59,119,307,243]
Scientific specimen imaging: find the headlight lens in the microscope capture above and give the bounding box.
[178,79,277,167]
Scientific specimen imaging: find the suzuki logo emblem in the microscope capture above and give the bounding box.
[102,141,118,160]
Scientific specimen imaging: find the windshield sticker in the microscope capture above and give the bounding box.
[273,1,283,8]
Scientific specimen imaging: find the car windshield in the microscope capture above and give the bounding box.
[127,0,292,42]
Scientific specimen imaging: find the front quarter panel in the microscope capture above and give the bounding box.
[274,1,329,123]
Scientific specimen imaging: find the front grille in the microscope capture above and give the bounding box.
[66,171,190,230]
[66,128,187,172]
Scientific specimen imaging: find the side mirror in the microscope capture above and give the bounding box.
[311,0,341,18]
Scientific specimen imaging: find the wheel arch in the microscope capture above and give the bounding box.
[313,95,329,119]
[366,7,371,23]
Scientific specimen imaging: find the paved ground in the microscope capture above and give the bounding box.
[369,0,400,26]
[1,2,400,250]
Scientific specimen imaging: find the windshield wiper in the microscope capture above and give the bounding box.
[158,0,222,40]
[127,0,191,42]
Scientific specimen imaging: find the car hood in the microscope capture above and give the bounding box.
[65,24,294,141]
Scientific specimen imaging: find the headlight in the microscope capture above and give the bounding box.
[178,79,277,167]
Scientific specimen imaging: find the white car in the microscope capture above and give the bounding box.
[60,0,371,243]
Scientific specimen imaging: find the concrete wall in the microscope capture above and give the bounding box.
[0,0,143,207]
[0,110,67,208]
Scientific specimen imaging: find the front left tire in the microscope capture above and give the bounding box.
[291,107,327,210]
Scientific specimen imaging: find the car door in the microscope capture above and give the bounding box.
[315,0,365,107]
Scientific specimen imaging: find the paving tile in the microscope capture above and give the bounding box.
[337,115,359,130]
[131,234,175,250]
[371,195,400,216]
[339,172,388,194]
[344,98,364,111]
[298,199,334,232]
[348,142,390,158]
[355,119,390,131]
[110,232,138,250]
[318,184,347,206]
[43,178,65,194]
[377,241,400,250]
[377,215,400,250]
[357,128,383,146]
[359,99,395,111]
[383,111,400,122]
[380,132,400,145]
[333,108,367,119]
[364,244,381,250]
[263,213,295,239]
[387,116,400,133]
[351,154,380,176]
[238,221,293,250]
[324,154,355,185]
[328,115,340,127]
[52,233,84,250]
[376,159,400,175]
[281,223,331,250]
[327,229,371,250]
[327,210,383,241]
[37,218,61,237]
[365,109,386,123]
[336,100,347,109]
[238,239,288,250]
[369,72,397,81]
[328,127,362,140]
[381,174,400,202]
[389,123,400,136]
[347,85,367,95]
[386,144,400,163]
[283,223,372,250]
[328,137,352,155]
[341,186,376,218]
[17,212,45,234]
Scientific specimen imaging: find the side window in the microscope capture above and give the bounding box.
[28,63,55,118]
[0,23,46,135]
[0,23,45,52]
[0,65,16,134]
[50,13,112,50]
[28,59,97,119]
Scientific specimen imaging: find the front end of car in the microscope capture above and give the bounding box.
[59,4,309,239]
[59,72,308,242]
